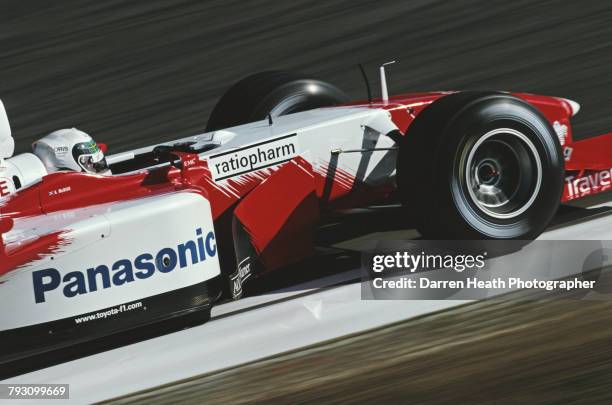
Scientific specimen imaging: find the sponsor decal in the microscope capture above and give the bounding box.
[32,228,217,304]
[230,257,252,298]
[563,146,573,162]
[0,177,14,198]
[54,146,69,155]
[74,301,144,324]
[208,133,298,181]
[565,168,612,199]
[553,121,568,146]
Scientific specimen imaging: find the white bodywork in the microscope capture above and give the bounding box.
[1,153,47,189]
[119,106,400,189]
[1,192,220,330]
[0,100,47,199]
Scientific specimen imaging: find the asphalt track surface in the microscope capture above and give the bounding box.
[106,296,612,405]
[2,0,612,155]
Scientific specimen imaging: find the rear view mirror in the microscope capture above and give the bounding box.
[0,100,14,160]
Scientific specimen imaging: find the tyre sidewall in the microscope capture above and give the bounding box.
[436,96,564,239]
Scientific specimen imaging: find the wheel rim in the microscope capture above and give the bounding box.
[464,128,542,219]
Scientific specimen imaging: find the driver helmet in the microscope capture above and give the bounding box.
[32,128,111,175]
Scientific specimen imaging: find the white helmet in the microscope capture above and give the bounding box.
[32,128,111,175]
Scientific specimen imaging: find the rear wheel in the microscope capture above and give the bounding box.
[397,92,564,239]
[206,71,348,131]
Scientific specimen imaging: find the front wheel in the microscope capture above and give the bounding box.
[398,92,564,239]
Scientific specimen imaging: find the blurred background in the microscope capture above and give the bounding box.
[1,0,612,154]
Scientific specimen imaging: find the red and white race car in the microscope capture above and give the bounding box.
[1,67,611,363]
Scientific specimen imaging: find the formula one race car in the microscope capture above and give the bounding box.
[2,66,612,364]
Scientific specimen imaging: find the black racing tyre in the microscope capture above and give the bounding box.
[397,92,564,240]
[206,71,348,131]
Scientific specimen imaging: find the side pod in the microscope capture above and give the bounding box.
[231,158,320,294]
